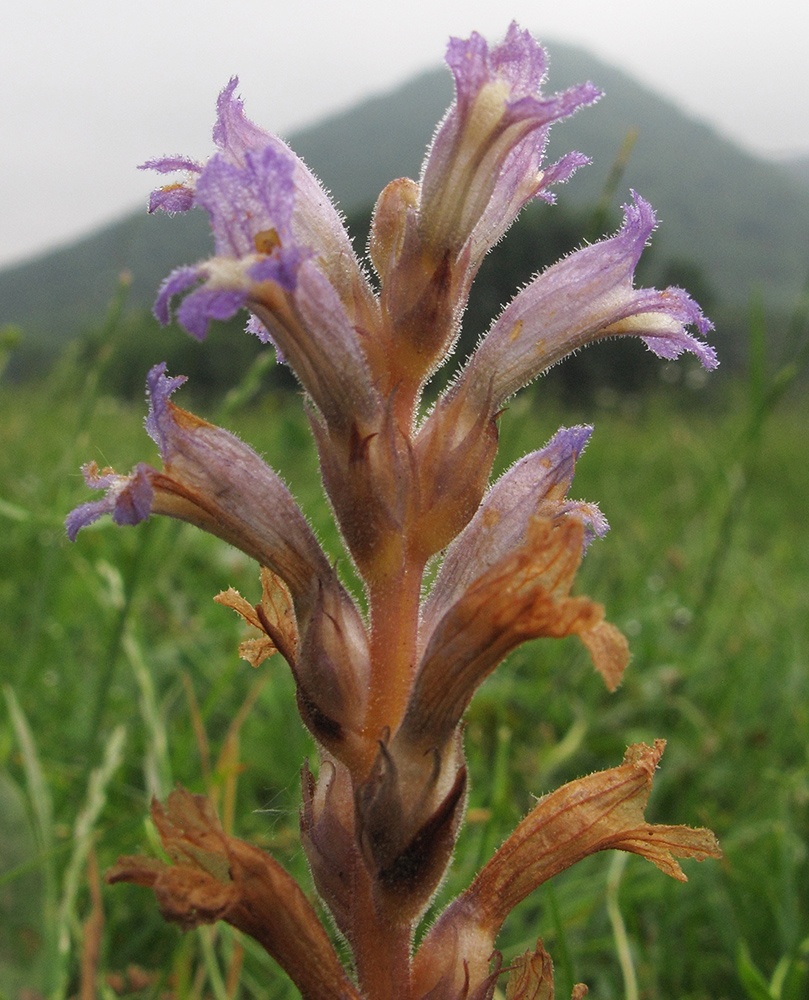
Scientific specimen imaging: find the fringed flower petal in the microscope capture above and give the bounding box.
[456,192,717,414]
[65,462,155,540]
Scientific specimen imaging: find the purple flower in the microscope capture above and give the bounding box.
[452,192,717,417]
[68,364,333,602]
[422,424,607,639]
[144,81,380,434]
[401,424,624,759]
[68,364,372,754]
[419,22,600,264]
[143,79,377,326]
[369,22,599,389]
[151,138,308,337]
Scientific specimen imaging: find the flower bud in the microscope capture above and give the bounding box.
[294,578,371,760]
[354,730,467,921]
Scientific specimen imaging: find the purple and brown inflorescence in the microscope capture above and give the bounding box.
[68,23,720,1000]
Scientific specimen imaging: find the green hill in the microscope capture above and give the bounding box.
[779,154,809,195]
[2,43,808,357]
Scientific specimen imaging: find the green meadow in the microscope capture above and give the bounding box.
[1,314,807,999]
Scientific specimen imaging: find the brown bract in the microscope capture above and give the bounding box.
[402,517,628,755]
[106,789,360,1000]
[505,939,588,1000]
[215,566,298,668]
[412,742,721,1000]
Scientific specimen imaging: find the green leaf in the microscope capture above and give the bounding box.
[737,940,776,1000]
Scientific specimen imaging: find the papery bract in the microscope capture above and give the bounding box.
[412,742,721,1000]
[403,516,628,757]
[423,424,607,637]
[107,790,361,1000]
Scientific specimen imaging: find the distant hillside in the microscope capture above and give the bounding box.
[539,50,809,316]
[2,43,808,354]
[289,68,452,213]
[778,154,809,196]
[0,210,213,353]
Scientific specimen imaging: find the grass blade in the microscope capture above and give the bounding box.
[54,725,126,1000]
[3,685,60,990]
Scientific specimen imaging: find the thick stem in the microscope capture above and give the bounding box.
[347,395,423,1000]
[352,883,413,1000]
[364,553,424,755]
[358,379,425,755]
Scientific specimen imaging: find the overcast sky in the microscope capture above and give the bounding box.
[2,0,807,270]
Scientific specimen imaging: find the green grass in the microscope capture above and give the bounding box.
[1,341,807,1000]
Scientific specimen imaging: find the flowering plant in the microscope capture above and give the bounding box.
[68,24,720,999]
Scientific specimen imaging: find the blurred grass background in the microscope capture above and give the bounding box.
[1,275,808,1000]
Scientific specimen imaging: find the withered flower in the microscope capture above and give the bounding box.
[107,789,360,1000]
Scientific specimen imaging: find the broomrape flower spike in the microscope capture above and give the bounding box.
[68,22,721,1000]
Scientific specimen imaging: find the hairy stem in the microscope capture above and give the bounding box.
[352,886,413,1000]
[365,553,424,753]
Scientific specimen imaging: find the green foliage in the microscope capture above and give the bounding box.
[1,307,808,999]
[737,937,809,1000]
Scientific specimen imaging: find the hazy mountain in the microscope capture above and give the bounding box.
[778,154,809,196]
[3,43,808,353]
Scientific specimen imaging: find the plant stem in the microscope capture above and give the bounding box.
[365,555,424,752]
[352,873,413,1000]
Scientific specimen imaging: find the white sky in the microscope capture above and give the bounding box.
[2,0,807,270]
